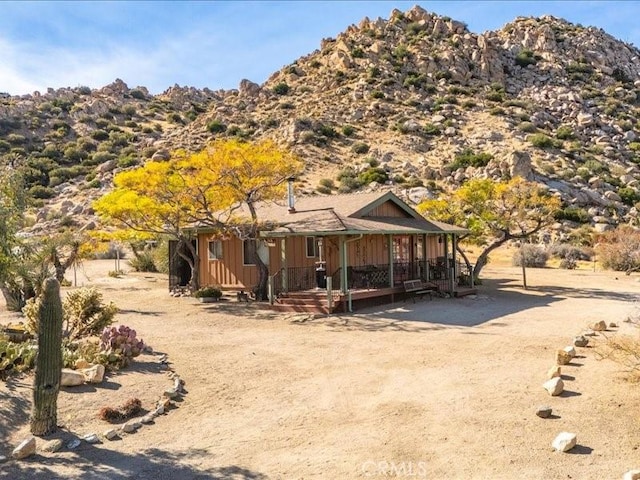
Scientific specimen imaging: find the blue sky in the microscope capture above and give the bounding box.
[1,1,639,95]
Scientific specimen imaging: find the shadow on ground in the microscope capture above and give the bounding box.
[0,444,267,479]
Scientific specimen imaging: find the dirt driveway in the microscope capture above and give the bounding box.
[2,261,640,479]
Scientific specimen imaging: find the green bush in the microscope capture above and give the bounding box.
[449,148,493,169]
[273,82,290,95]
[512,244,548,267]
[28,185,56,199]
[358,167,388,185]
[518,122,537,133]
[515,49,537,67]
[342,125,355,136]
[91,130,109,141]
[555,126,574,140]
[352,142,370,154]
[528,133,561,149]
[128,251,158,272]
[618,187,640,206]
[554,206,590,223]
[194,286,223,299]
[422,123,441,136]
[207,119,227,134]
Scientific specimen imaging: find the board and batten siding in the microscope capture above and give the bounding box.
[363,201,410,218]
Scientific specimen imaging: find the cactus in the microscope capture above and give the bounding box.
[30,278,63,436]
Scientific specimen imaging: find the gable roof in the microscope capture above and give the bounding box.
[191,190,467,237]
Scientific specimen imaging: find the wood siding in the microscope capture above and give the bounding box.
[363,201,411,218]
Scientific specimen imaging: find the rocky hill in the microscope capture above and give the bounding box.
[3,5,640,237]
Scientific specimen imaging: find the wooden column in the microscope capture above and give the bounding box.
[388,234,394,288]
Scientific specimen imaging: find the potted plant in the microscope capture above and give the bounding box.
[193,286,223,303]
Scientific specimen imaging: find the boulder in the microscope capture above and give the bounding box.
[61,368,85,387]
[563,346,576,358]
[536,406,553,418]
[552,432,577,452]
[80,364,105,384]
[82,433,101,444]
[547,365,561,379]
[543,377,564,396]
[12,436,36,459]
[573,335,589,347]
[623,470,640,480]
[591,320,607,331]
[103,429,119,440]
[556,349,572,365]
[610,322,618,328]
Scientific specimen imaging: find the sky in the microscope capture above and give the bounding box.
[1,1,640,96]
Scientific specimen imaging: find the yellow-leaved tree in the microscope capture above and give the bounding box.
[418,177,560,279]
[94,139,301,297]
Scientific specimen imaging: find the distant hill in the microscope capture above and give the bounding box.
[2,5,640,237]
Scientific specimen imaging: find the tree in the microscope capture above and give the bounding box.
[93,139,302,297]
[418,178,560,279]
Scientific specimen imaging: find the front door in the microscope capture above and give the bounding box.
[392,235,412,284]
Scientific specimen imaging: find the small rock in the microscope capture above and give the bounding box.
[591,320,607,331]
[61,368,86,387]
[103,429,119,440]
[12,436,36,459]
[0,455,7,463]
[547,365,561,379]
[173,378,184,392]
[623,469,640,480]
[164,388,179,399]
[41,439,64,453]
[552,432,577,452]
[121,420,141,433]
[543,377,564,396]
[573,336,589,347]
[67,439,81,450]
[80,364,105,384]
[536,406,553,418]
[158,397,172,410]
[563,346,576,358]
[610,322,618,328]
[141,414,155,424]
[82,433,100,444]
[556,349,572,365]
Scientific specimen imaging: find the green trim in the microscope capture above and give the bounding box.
[261,228,466,238]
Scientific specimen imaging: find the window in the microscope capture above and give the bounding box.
[305,236,317,258]
[243,239,257,265]
[208,240,222,260]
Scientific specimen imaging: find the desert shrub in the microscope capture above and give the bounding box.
[449,148,493,169]
[528,133,561,149]
[370,90,384,99]
[91,130,109,141]
[515,49,537,67]
[555,125,574,140]
[618,187,640,206]
[422,123,441,136]
[352,142,370,154]
[548,243,592,261]
[518,122,537,133]
[512,244,549,267]
[596,226,640,272]
[554,206,590,223]
[130,89,147,100]
[273,82,290,95]
[341,125,355,136]
[319,178,335,189]
[128,251,158,272]
[62,339,109,369]
[28,185,55,199]
[194,286,223,299]
[358,167,388,185]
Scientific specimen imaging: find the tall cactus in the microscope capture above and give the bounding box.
[30,278,63,436]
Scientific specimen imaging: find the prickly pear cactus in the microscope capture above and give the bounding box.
[30,278,63,436]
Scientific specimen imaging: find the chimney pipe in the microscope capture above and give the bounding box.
[287,177,296,213]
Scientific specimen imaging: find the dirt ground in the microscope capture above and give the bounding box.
[2,257,640,480]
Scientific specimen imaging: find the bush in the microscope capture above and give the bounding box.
[554,206,590,223]
[91,130,109,141]
[556,126,574,140]
[518,122,537,133]
[596,226,640,272]
[512,244,548,268]
[358,167,388,185]
[128,251,158,272]
[194,286,223,299]
[341,125,355,136]
[618,187,640,206]
[548,243,592,261]
[273,82,290,95]
[528,133,561,149]
[449,148,493,169]
[23,287,117,340]
[515,49,537,67]
[207,120,227,134]
[352,142,370,154]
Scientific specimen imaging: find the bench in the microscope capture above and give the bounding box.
[403,279,434,303]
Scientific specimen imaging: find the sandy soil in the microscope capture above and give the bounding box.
[2,259,640,479]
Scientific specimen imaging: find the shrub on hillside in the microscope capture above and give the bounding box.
[596,226,640,272]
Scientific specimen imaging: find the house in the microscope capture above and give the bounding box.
[173,189,473,312]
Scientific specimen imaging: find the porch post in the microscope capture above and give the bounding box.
[452,235,458,278]
[388,234,394,288]
[281,237,288,292]
[339,236,347,294]
[424,234,430,281]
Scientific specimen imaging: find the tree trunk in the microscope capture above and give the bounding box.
[253,246,269,301]
[180,238,200,292]
[0,284,23,311]
[30,278,63,436]
[472,235,511,279]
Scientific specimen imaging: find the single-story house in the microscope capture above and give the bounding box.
[172,189,473,312]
